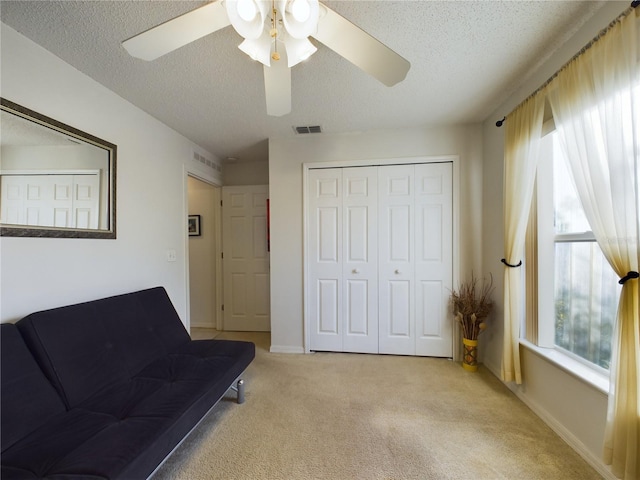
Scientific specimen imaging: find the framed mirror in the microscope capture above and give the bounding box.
[1,98,116,238]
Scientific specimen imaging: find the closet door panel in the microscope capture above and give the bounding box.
[389,206,411,261]
[388,280,411,336]
[418,280,443,337]
[378,165,415,355]
[318,279,339,334]
[342,167,378,353]
[346,279,368,334]
[415,163,453,357]
[318,207,339,262]
[308,169,343,351]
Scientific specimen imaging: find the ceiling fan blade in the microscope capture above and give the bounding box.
[122,1,230,61]
[312,3,410,87]
[264,60,292,117]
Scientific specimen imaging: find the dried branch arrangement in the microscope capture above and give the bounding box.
[450,273,495,340]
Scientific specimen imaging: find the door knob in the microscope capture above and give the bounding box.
[395,269,401,274]
[352,269,360,274]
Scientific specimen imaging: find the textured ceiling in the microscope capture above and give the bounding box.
[0,1,614,163]
[1,111,73,146]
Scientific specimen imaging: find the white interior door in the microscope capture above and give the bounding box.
[308,169,343,351]
[378,164,453,356]
[414,163,453,356]
[308,167,378,353]
[378,165,416,355]
[342,167,378,353]
[222,185,270,331]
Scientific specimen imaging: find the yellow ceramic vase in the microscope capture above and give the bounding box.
[462,338,478,372]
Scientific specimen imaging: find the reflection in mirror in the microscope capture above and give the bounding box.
[0,98,116,238]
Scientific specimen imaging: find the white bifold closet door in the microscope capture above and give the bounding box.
[378,163,453,356]
[308,163,452,357]
[307,167,379,353]
[1,173,101,229]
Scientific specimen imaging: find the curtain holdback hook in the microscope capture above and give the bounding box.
[618,271,639,285]
[501,258,523,268]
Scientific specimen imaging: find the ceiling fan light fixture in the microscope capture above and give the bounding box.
[238,34,272,66]
[225,0,268,39]
[123,0,411,118]
[237,0,258,21]
[279,0,319,39]
[290,0,311,22]
[285,36,317,67]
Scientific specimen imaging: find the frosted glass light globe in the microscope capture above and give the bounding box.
[237,0,258,21]
[291,0,310,22]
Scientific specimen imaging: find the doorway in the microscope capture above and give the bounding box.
[187,175,222,334]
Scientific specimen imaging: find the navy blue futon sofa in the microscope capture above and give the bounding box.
[1,287,255,479]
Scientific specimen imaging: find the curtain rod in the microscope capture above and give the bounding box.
[495,2,637,127]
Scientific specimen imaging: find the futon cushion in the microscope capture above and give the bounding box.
[0,324,66,452]
[1,409,119,479]
[16,287,191,408]
[76,339,255,420]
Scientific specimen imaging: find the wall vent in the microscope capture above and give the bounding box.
[293,125,322,135]
[192,149,222,172]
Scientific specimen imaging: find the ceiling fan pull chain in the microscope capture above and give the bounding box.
[270,1,281,61]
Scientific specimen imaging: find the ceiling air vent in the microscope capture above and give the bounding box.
[293,125,322,135]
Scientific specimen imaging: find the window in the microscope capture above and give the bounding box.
[536,131,620,372]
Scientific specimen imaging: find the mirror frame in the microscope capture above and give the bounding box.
[1,98,117,239]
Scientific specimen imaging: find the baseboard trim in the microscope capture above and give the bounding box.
[269,345,305,354]
[190,323,216,329]
[483,361,614,479]
[514,388,615,479]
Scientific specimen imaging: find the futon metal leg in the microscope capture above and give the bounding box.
[231,379,245,404]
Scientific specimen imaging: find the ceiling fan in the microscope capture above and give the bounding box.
[122,0,410,116]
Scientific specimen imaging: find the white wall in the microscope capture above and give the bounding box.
[0,24,220,324]
[480,3,627,478]
[223,160,269,186]
[268,126,483,352]
[2,144,108,171]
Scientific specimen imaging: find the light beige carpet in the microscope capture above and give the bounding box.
[151,331,602,480]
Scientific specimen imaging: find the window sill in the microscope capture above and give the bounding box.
[519,339,609,395]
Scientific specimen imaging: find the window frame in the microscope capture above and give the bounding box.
[528,125,613,392]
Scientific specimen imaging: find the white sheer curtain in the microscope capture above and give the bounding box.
[502,94,545,384]
[547,8,639,480]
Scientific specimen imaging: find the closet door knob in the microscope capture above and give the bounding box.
[352,269,360,274]
[394,269,401,274]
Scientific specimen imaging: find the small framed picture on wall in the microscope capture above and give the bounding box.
[188,215,201,236]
